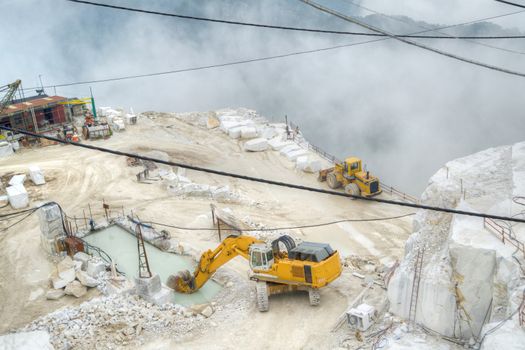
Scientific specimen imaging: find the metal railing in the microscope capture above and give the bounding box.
[483,218,525,256]
[379,182,420,204]
[307,142,342,164]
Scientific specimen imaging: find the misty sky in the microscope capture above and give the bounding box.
[2,0,525,195]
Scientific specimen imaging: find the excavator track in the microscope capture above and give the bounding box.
[256,281,269,312]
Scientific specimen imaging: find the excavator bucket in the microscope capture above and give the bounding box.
[167,269,195,293]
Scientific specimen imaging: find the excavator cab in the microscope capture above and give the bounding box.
[249,244,274,270]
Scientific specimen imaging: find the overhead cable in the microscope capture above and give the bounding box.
[20,4,525,91]
[298,0,525,78]
[146,213,415,232]
[495,0,525,9]
[2,125,525,225]
[341,0,525,55]
[67,0,525,40]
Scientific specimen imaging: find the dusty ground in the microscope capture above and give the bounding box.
[0,110,414,349]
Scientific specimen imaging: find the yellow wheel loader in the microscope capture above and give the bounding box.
[318,157,381,197]
[168,234,342,312]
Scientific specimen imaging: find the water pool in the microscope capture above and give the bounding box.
[83,225,221,306]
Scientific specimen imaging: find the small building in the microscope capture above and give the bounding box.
[0,95,71,133]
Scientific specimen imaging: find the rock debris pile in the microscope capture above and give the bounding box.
[20,294,205,349]
[47,254,103,300]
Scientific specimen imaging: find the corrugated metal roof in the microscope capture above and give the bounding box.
[1,96,68,117]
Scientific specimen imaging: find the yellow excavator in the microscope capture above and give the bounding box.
[318,157,381,197]
[168,234,341,311]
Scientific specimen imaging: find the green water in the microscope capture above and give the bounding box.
[83,225,221,306]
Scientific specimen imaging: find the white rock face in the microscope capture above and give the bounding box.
[388,141,525,340]
[243,138,268,152]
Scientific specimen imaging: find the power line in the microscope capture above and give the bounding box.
[341,0,525,55]
[146,212,415,232]
[0,207,39,219]
[21,7,525,92]
[0,209,39,232]
[495,0,525,9]
[299,0,525,78]
[20,4,525,91]
[68,0,525,40]
[3,125,525,225]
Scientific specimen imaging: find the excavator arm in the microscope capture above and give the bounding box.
[167,235,262,293]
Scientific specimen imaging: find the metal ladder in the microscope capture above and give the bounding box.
[408,248,424,329]
[135,217,152,279]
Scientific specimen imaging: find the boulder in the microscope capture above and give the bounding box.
[268,138,293,151]
[201,305,214,318]
[73,251,91,271]
[180,183,211,197]
[244,138,268,152]
[285,149,309,161]
[240,126,258,139]
[8,174,26,186]
[65,280,87,298]
[76,270,100,288]
[0,141,13,157]
[207,115,220,129]
[260,127,277,140]
[211,186,232,201]
[46,289,65,300]
[6,185,28,209]
[51,271,74,290]
[279,144,300,156]
[57,256,75,281]
[303,160,323,173]
[228,126,243,139]
[86,259,106,278]
[296,157,323,173]
[295,156,309,170]
[29,166,46,185]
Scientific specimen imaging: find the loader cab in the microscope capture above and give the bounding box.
[344,157,362,176]
[249,244,274,270]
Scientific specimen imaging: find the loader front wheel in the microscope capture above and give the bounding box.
[256,281,269,312]
[327,173,341,189]
[309,288,320,306]
[345,183,360,197]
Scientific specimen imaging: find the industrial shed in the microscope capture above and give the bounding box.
[0,95,70,133]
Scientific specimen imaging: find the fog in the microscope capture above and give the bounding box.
[2,0,525,195]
